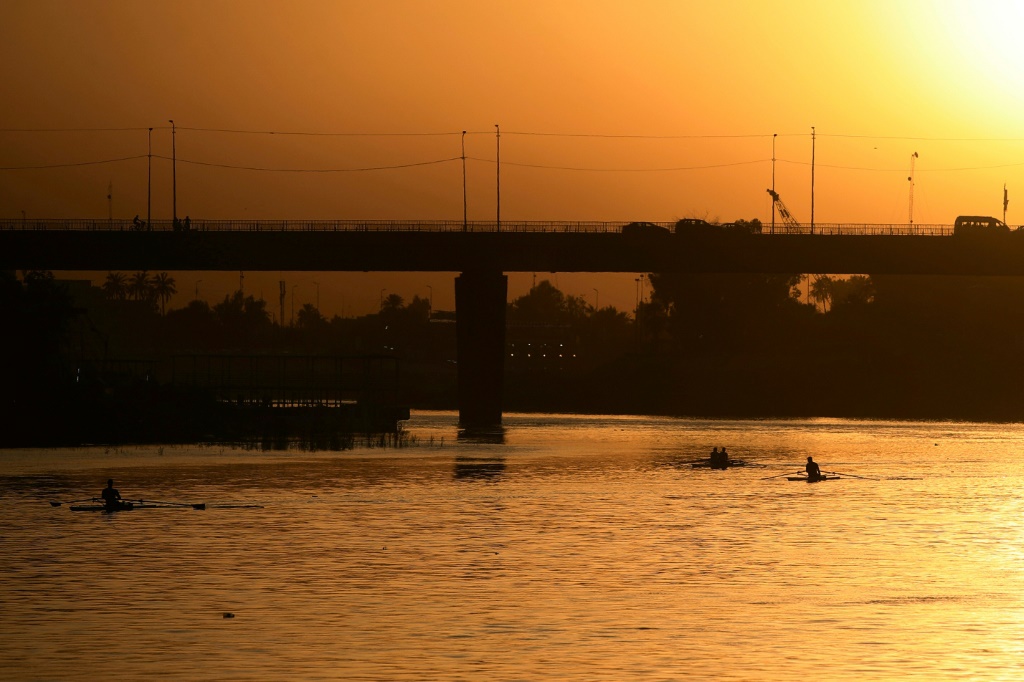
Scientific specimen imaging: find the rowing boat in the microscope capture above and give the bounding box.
[786,475,840,482]
[69,501,206,512]
[691,459,753,469]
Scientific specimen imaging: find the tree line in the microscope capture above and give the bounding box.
[6,258,1024,424]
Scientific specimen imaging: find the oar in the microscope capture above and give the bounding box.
[49,498,98,507]
[128,498,207,510]
[825,470,879,481]
[760,470,804,480]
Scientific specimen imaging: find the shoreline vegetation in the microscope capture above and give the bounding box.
[5,260,1024,447]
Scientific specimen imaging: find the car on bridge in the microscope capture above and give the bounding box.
[621,221,670,236]
[673,218,715,234]
[953,215,1011,236]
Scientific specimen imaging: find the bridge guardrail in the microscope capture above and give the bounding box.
[0,218,956,236]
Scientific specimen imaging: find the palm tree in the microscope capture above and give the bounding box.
[129,270,152,302]
[102,271,127,300]
[151,272,177,315]
[810,275,833,312]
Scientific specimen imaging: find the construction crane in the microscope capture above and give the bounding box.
[766,189,800,232]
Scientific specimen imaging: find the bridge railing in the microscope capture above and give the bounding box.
[0,218,956,235]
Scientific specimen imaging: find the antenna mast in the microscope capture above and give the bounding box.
[908,152,918,226]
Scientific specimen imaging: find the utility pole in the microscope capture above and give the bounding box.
[771,133,777,235]
[462,130,468,232]
[147,127,152,230]
[1004,183,1009,225]
[495,124,500,232]
[169,119,177,225]
[810,126,815,234]
[107,181,112,224]
[908,152,919,227]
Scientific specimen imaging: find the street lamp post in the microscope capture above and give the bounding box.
[147,127,152,230]
[291,284,297,326]
[771,132,776,235]
[593,288,599,311]
[810,125,815,234]
[194,279,202,301]
[168,120,177,225]
[313,281,320,310]
[461,130,467,232]
[495,124,500,232]
[426,285,433,315]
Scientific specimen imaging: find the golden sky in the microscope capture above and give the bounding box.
[4,0,1024,315]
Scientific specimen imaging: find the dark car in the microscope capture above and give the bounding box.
[621,221,670,236]
[953,215,1010,236]
[673,218,715,234]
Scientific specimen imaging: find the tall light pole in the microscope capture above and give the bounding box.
[810,126,815,234]
[313,281,320,310]
[593,288,599,311]
[147,127,152,230]
[461,130,468,232]
[495,124,500,232]
[908,152,919,226]
[169,119,177,225]
[426,284,433,313]
[771,133,777,235]
[194,279,202,301]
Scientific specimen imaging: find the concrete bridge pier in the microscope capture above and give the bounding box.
[455,270,507,427]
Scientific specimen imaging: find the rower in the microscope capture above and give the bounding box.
[101,479,122,511]
[805,457,823,481]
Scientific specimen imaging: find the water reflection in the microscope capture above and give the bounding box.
[456,426,505,444]
[5,415,1024,681]
[452,456,506,480]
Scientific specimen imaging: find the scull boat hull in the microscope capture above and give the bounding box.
[786,476,840,482]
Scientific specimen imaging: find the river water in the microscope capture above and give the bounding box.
[2,412,1024,681]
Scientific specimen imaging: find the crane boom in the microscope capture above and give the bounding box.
[766,189,801,231]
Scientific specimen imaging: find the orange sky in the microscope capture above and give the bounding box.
[4,0,1024,316]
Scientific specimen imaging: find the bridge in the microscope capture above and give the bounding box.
[6,218,1024,427]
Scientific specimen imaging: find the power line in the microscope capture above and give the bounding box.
[178,127,463,137]
[494,131,789,139]
[0,155,147,170]
[162,155,463,172]
[468,156,769,172]
[778,158,1024,172]
[0,127,157,133]
[5,125,1024,142]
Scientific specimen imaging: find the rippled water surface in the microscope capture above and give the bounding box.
[3,412,1024,680]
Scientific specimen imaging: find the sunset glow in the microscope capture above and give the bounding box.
[4,0,1024,314]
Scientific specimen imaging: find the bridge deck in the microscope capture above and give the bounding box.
[4,220,1024,276]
